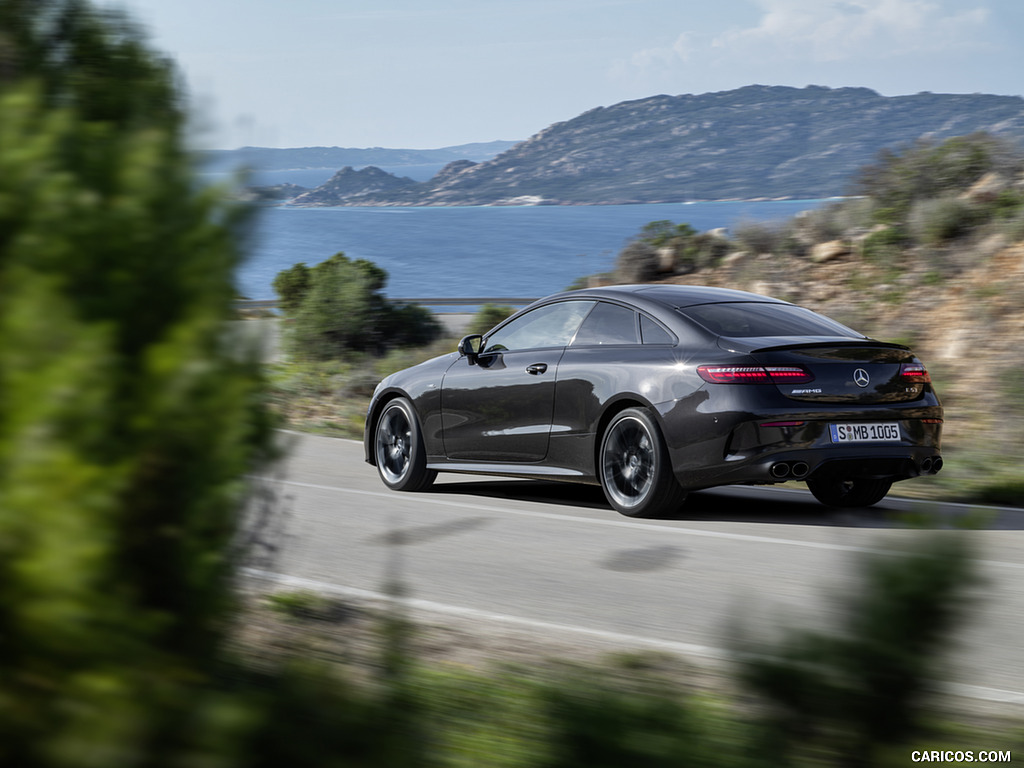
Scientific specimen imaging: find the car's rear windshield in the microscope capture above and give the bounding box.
[677,302,861,338]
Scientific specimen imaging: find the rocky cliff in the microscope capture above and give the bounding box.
[290,85,1024,207]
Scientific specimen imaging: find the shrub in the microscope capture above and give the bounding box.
[470,303,517,334]
[626,220,727,275]
[861,226,909,263]
[908,196,981,245]
[637,220,697,248]
[733,220,786,255]
[854,133,1024,225]
[735,535,979,766]
[615,240,660,282]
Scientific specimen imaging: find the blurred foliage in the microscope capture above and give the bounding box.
[235,537,1009,768]
[854,132,1024,225]
[860,225,909,264]
[908,196,984,246]
[265,591,354,624]
[732,220,787,256]
[617,220,729,281]
[734,535,980,768]
[470,303,516,335]
[0,2,426,766]
[537,668,757,768]
[274,252,441,359]
[266,335,460,437]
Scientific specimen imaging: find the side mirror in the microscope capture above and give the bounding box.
[458,334,483,365]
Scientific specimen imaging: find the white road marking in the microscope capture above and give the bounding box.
[244,567,729,661]
[243,567,1024,707]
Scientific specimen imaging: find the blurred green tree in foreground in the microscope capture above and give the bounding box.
[0,3,435,765]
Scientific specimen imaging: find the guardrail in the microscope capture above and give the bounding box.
[235,297,539,311]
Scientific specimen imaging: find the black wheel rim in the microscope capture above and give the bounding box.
[376,405,412,485]
[602,416,655,509]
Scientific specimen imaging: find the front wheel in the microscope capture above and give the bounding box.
[599,408,687,518]
[374,397,437,492]
[806,476,892,508]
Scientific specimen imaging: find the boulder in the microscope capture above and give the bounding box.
[810,240,851,263]
[959,172,1009,203]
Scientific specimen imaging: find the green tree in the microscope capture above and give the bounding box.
[276,253,440,360]
[272,261,312,314]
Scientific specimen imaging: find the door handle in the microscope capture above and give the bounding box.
[526,363,548,375]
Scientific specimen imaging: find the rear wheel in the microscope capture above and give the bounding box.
[374,397,436,492]
[599,408,687,518]
[806,476,892,508]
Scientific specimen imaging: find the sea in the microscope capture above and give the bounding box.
[235,167,829,303]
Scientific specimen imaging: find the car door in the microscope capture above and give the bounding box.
[440,300,595,462]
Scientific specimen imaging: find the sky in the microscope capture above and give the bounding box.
[99,0,1024,151]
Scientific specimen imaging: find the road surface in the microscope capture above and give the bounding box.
[250,431,1024,710]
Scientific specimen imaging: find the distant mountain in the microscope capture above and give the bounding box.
[201,141,519,172]
[290,166,420,205]
[289,85,1024,207]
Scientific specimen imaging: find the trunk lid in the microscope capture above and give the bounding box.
[719,338,926,404]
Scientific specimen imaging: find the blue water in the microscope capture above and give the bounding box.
[239,200,827,301]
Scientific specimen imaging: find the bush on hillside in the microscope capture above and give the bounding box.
[615,240,660,282]
[861,226,910,263]
[614,221,729,281]
[854,132,1024,225]
[733,221,787,255]
[908,195,984,245]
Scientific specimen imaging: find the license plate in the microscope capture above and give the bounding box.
[829,422,901,443]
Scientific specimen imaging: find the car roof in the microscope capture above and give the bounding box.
[549,284,791,311]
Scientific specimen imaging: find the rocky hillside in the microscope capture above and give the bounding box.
[292,166,420,205]
[290,85,1024,207]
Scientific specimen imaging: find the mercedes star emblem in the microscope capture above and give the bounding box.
[854,368,870,388]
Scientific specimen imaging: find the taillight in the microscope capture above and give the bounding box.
[697,365,814,384]
[899,363,931,383]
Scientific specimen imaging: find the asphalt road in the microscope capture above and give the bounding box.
[252,431,1024,709]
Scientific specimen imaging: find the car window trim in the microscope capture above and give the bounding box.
[481,299,597,354]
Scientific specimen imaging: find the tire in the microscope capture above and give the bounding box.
[806,476,892,508]
[599,408,687,518]
[374,397,437,492]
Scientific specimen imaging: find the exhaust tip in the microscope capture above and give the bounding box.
[921,457,933,474]
[932,456,943,474]
[790,461,810,479]
[770,462,791,479]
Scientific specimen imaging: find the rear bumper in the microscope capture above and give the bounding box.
[660,403,943,490]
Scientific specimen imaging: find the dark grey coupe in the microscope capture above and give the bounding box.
[364,285,942,517]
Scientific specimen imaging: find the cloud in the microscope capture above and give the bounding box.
[711,0,991,62]
[622,0,992,83]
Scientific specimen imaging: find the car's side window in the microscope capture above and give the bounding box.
[571,302,639,346]
[483,300,596,353]
[640,313,676,345]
